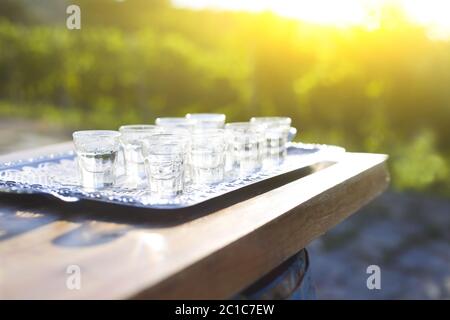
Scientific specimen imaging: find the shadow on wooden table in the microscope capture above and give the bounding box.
[0,161,334,245]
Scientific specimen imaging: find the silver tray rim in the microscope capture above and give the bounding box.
[0,143,345,210]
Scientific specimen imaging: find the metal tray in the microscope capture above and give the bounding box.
[0,143,345,209]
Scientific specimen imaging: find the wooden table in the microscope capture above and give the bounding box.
[0,142,389,299]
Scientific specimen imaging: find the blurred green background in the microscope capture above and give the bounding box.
[0,0,449,196]
[1,0,450,300]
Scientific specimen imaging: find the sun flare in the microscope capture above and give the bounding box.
[173,0,450,39]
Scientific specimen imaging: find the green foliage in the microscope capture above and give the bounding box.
[392,130,448,191]
[0,6,449,195]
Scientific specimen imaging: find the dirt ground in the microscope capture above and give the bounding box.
[309,191,450,299]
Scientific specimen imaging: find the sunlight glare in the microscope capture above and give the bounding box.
[400,0,450,39]
[173,0,450,39]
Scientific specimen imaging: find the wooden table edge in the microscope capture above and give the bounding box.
[130,153,390,299]
[0,143,389,299]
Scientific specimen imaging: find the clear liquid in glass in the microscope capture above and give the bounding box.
[228,139,261,177]
[147,154,184,198]
[122,144,147,187]
[77,150,118,189]
[191,149,225,184]
[263,132,288,167]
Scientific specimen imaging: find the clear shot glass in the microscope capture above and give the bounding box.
[185,113,226,128]
[141,134,187,199]
[73,130,121,190]
[250,117,295,167]
[225,122,264,178]
[190,128,226,185]
[119,125,161,187]
[155,124,193,185]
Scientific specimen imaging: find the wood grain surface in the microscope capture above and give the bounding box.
[0,143,389,299]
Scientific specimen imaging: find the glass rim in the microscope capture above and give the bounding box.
[73,130,121,139]
[225,121,263,128]
[185,113,226,121]
[119,124,158,132]
[225,122,264,133]
[190,128,225,136]
[225,122,251,127]
[144,143,185,151]
[152,128,191,136]
[156,117,195,123]
[142,133,190,145]
[250,116,292,125]
[142,134,187,155]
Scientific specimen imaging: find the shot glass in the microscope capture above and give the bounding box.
[73,130,121,190]
[119,124,161,187]
[250,117,295,167]
[156,124,193,185]
[190,128,226,185]
[185,113,226,128]
[225,122,264,178]
[141,134,187,199]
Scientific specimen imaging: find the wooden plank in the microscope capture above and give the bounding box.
[0,143,389,299]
